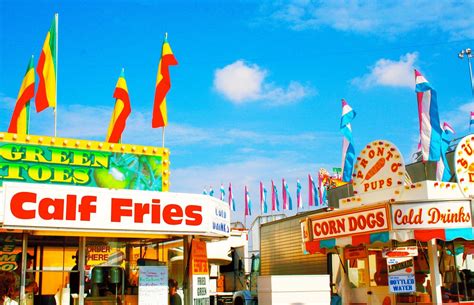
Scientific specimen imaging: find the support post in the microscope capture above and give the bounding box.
[428,239,442,305]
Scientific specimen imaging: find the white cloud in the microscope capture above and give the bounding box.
[264,1,474,38]
[352,53,418,89]
[213,60,312,105]
[442,100,474,134]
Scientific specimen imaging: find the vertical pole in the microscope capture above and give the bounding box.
[162,127,165,148]
[428,239,442,305]
[20,233,29,305]
[183,236,193,305]
[78,237,86,305]
[54,13,58,137]
[467,56,474,97]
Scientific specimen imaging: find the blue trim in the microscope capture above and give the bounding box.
[320,239,336,249]
[445,228,474,241]
[370,231,390,243]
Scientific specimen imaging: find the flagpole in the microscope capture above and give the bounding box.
[162,127,165,148]
[54,13,58,137]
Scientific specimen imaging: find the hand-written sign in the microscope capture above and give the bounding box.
[455,135,474,196]
[138,266,168,305]
[353,140,405,195]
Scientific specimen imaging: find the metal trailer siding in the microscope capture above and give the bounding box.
[260,213,327,276]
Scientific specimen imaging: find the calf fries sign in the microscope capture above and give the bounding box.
[308,204,389,240]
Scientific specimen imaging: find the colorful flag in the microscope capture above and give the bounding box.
[296,179,302,209]
[282,179,287,210]
[220,184,225,201]
[228,183,236,212]
[106,69,131,143]
[436,122,455,181]
[271,180,280,211]
[260,182,268,214]
[415,69,442,162]
[318,169,328,206]
[152,34,178,128]
[340,99,356,182]
[283,179,293,210]
[8,56,35,135]
[36,15,57,112]
[470,112,474,130]
[244,186,252,216]
[209,186,214,197]
[311,175,319,206]
[308,174,314,206]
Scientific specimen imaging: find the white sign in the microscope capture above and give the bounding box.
[352,140,405,196]
[1,182,230,237]
[139,266,168,305]
[192,274,210,305]
[387,257,414,276]
[389,275,416,293]
[391,201,472,229]
[382,246,418,258]
[455,135,474,197]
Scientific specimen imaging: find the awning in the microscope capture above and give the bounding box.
[304,228,474,255]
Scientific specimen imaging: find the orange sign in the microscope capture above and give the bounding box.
[191,239,208,275]
[353,140,404,195]
[344,246,367,260]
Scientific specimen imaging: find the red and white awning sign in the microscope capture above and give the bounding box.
[1,182,230,237]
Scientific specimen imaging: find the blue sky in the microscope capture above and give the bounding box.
[1,0,474,225]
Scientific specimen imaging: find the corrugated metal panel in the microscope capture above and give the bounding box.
[260,214,327,276]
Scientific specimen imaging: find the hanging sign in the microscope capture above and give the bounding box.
[455,134,474,197]
[344,246,367,260]
[307,204,389,240]
[391,200,471,229]
[352,140,405,196]
[388,275,416,293]
[382,246,418,258]
[0,133,169,191]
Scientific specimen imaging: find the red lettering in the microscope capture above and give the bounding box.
[78,196,97,221]
[10,192,36,219]
[65,195,77,220]
[457,158,468,169]
[377,147,384,156]
[163,204,183,225]
[151,199,161,223]
[111,198,133,222]
[368,149,375,158]
[134,203,149,223]
[462,143,473,156]
[360,159,368,169]
[185,205,202,225]
[376,211,385,227]
[38,197,64,220]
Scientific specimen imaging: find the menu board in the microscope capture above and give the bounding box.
[139,266,168,305]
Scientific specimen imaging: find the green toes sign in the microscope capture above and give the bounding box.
[0,133,170,191]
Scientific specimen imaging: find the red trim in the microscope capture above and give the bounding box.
[352,233,371,246]
[152,54,178,128]
[35,51,49,112]
[414,229,445,241]
[107,87,131,143]
[305,241,320,254]
[8,84,34,133]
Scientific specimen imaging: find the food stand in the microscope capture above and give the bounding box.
[302,138,474,305]
[0,132,230,305]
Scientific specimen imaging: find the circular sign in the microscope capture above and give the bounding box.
[454,134,474,197]
[353,140,405,196]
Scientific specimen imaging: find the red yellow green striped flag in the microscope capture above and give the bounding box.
[152,34,178,128]
[36,15,57,112]
[106,69,131,143]
[8,56,35,134]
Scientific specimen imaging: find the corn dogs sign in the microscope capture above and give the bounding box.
[353,140,405,197]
